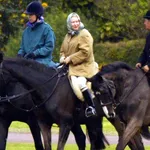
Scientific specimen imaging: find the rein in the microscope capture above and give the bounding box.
[114,68,147,108]
[0,63,68,112]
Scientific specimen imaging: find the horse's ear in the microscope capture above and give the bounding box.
[86,73,104,83]
[98,74,105,82]
[0,51,4,63]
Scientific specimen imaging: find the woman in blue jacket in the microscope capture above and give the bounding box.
[18,1,57,67]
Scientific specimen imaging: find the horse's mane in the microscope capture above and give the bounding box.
[100,61,133,75]
[4,57,57,75]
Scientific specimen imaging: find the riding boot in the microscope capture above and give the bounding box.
[81,88,97,117]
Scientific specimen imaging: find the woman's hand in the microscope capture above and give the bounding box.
[24,53,35,59]
[135,63,141,68]
[64,56,71,64]
[142,65,150,72]
[59,56,65,63]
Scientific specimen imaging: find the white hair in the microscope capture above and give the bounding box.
[67,12,84,33]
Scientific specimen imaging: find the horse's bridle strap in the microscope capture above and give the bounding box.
[0,64,67,112]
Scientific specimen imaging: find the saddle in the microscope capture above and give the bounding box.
[58,62,99,101]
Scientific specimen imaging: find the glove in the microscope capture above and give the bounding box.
[135,63,141,68]
[59,56,65,64]
[17,54,24,58]
[143,65,149,73]
[64,56,71,64]
[24,53,35,59]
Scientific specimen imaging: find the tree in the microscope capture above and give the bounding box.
[0,0,32,50]
[62,0,150,42]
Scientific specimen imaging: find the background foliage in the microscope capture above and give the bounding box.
[1,0,150,65]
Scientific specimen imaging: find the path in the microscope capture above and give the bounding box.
[7,132,150,145]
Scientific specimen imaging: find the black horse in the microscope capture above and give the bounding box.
[88,61,150,150]
[0,79,45,150]
[0,53,145,150]
[0,68,107,150]
[0,53,107,150]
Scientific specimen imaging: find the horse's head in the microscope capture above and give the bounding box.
[88,73,116,118]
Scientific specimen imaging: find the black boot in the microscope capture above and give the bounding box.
[82,88,96,117]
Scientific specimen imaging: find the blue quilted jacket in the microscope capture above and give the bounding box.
[18,21,57,67]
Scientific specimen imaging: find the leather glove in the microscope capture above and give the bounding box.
[24,53,35,59]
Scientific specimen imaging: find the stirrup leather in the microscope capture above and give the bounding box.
[85,106,96,117]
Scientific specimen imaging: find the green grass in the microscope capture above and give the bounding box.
[7,143,87,150]
[9,118,117,135]
[8,119,150,149]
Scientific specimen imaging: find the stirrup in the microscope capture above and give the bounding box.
[85,106,96,117]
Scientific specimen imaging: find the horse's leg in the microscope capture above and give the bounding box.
[38,120,52,150]
[108,116,143,150]
[27,115,44,150]
[116,99,147,150]
[57,123,72,150]
[116,117,144,150]
[130,132,144,150]
[71,123,86,150]
[0,118,10,150]
[87,117,106,150]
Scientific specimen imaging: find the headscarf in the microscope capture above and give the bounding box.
[67,12,84,35]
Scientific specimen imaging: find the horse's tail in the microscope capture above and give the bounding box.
[0,51,4,63]
[141,126,150,139]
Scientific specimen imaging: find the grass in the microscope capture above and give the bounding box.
[8,119,150,150]
[6,143,150,150]
[9,118,117,134]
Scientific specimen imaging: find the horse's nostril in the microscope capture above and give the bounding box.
[109,112,116,118]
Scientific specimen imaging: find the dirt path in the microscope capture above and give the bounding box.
[7,132,150,145]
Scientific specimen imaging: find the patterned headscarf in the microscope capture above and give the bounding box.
[67,12,84,35]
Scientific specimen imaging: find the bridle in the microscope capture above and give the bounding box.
[97,68,147,109]
[94,79,116,106]
[92,78,116,118]
[0,63,68,112]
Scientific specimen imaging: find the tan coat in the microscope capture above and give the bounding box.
[60,29,98,78]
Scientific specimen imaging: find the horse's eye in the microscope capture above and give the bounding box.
[99,88,104,92]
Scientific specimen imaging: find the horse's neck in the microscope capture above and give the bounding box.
[113,72,131,104]
[114,69,141,104]
[5,65,57,100]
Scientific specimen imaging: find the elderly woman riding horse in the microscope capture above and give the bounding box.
[0,52,108,150]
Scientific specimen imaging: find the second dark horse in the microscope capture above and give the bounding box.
[88,61,150,150]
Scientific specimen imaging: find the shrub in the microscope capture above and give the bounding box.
[94,39,145,67]
[4,29,22,57]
